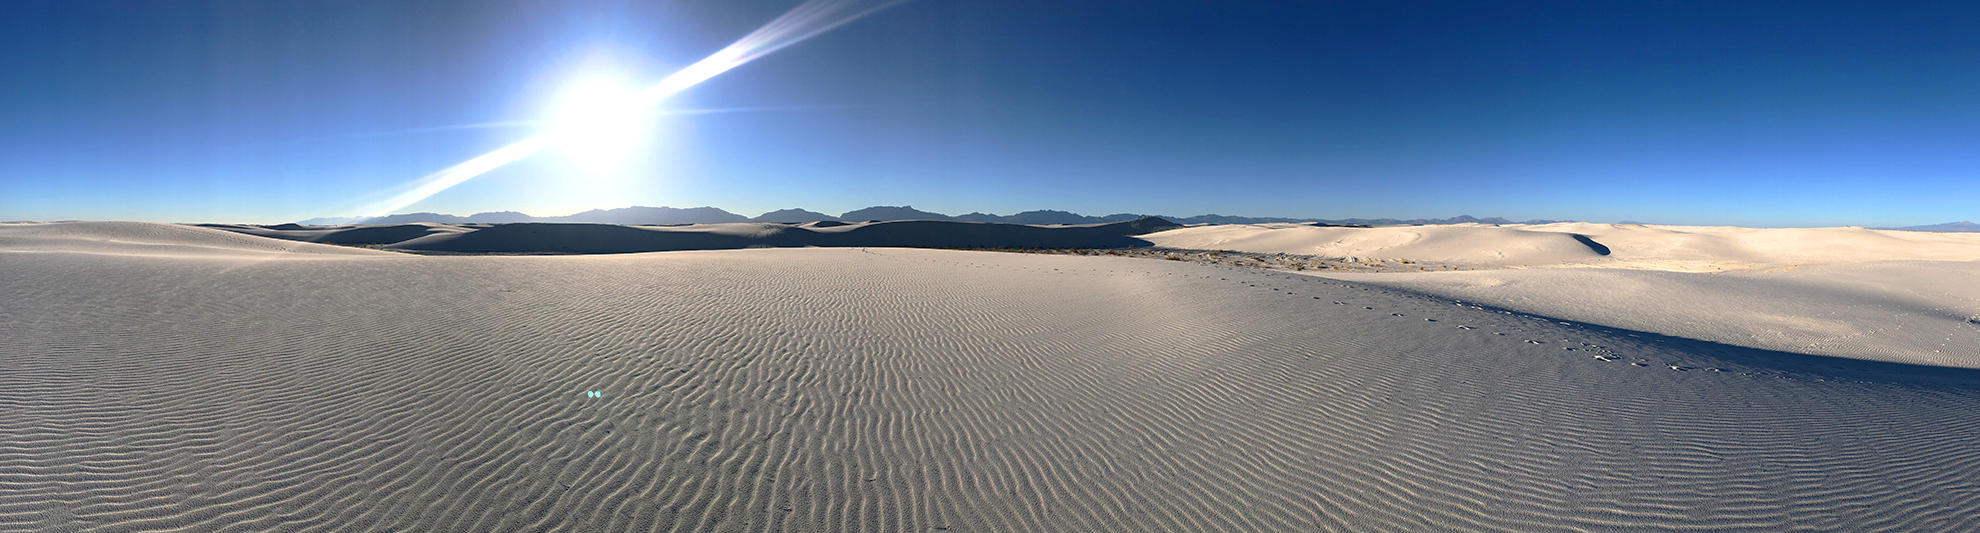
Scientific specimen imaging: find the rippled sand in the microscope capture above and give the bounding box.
[5,222,1980,531]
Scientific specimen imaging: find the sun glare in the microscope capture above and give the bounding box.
[548,78,651,168]
[349,0,910,217]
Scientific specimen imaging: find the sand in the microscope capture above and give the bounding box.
[1322,260,1980,368]
[1141,222,1615,268]
[2,221,398,258]
[199,218,1182,254]
[6,221,1980,531]
[1141,222,1980,369]
[1140,222,1980,270]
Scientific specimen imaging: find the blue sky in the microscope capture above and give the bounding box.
[3,0,1976,226]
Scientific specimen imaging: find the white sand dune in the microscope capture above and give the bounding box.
[1141,222,1980,368]
[1,221,398,258]
[1142,223,1614,267]
[1325,261,1980,368]
[201,218,1183,253]
[1517,223,1980,271]
[6,222,1980,531]
[1142,222,1980,270]
[200,222,479,247]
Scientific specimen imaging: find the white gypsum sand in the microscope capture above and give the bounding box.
[1142,222,1980,368]
[5,221,1980,531]
[197,218,1183,254]
[1142,222,1980,270]
[1322,261,1980,368]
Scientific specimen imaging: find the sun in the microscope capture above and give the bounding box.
[547,77,652,168]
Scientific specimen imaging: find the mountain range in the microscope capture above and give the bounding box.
[1876,221,1980,233]
[297,206,1573,227]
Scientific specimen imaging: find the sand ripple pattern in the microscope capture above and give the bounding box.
[5,248,1980,531]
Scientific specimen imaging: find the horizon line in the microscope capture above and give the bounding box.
[231,205,1975,231]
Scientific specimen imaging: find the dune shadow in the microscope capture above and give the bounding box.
[1573,319,1980,388]
[1329,278,1980,388]
[312,224,457,245]
[1569,233,1611,256]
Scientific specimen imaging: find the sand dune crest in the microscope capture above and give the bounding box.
[1141,222,1980,270]
[0,222,397,257]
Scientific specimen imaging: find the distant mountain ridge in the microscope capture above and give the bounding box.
[750,208,838,223]
[1877,221,1980,233]
[837,206,950,222]
[298,205,1572,227]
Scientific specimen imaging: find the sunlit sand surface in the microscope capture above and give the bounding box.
[1141,221,1980,271]
[5,221,1980,531]
[1141,222,1980,368]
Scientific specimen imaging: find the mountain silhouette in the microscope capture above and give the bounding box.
[296,206,1576,227]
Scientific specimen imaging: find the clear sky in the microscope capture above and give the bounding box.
[4,0,1976,227]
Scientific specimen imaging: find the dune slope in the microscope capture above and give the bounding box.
[201,218,1183,254]
[1140,223,1612,267]
[1138,221,1980,367]
[0,222,398,257]
[1323,260,1980,368]
[1141,222,1980,270]
[6,238,1980,531]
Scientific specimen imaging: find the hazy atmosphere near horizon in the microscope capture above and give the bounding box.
[4,0,1976,227]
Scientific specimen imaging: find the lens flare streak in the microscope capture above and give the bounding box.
[359,135,558,219]
[639,0,911,106]
[353,0,909,218]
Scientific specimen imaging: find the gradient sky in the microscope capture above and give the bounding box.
[4,0,1977,227]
